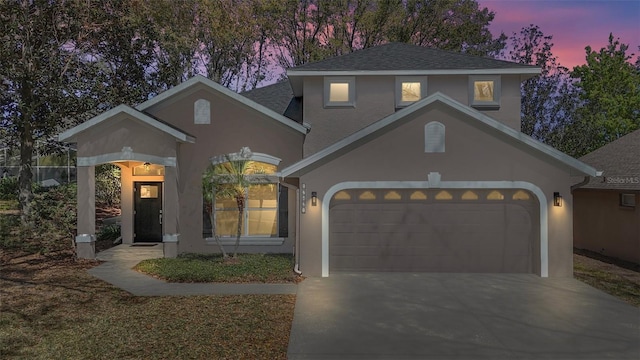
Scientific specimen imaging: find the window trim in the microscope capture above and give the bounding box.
[395,76,427,107]
[469,75,501,109]
[324,76,356,108]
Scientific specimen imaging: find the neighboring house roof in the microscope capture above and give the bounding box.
[136,75,308,134]
[286,42,540,96]
[280,92,597,178]
[578,129,640,190]
[58,104,196,143]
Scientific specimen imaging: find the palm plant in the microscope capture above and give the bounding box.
[204,147,270,258]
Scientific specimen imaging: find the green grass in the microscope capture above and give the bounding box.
[0,200,18,211]
[135,253,300,283]
[574,254,640,307]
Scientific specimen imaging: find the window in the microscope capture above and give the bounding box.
[395,77,427,107]
[620,193,636,208]
[203,160,286,238]
[324,76,355,107]
[469,75,501,109]
[133,163,165,176]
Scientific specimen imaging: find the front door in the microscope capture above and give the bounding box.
[134,182,163,242]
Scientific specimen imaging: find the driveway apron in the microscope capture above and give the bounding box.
[288,273,640,359]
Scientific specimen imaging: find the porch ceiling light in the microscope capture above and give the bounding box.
[553,192,562,207]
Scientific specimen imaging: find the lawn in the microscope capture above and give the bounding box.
[2,241,638,360]
[574,252,640,307]
[135,253,301,283]
[0,249,295,359]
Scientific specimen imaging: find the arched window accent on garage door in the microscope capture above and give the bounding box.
[461,190,479,200]
[410,190,427,200]
[487,190,504,200]
[384,190,402,200]
[435,190,453,200]
[359,190,376,200]
[424,121,445,153]
[333,190,351,200]
[513,190,531,200]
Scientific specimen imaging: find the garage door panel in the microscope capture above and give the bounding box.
[330,189,538,273]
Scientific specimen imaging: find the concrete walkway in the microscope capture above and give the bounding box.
[88,244,297,296]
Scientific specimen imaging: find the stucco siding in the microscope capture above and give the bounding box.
[573,189,640,264]
[76,115,178,159]
[302,74,524,157]
[297,104,574,277]
[143,88,304,254]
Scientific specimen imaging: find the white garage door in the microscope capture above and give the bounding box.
[329,189,539,273]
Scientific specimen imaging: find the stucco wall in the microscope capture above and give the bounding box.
[302,74,523,155]
[144,87,304,254]
[573,189,640,264]
[75,114,178,159]
[297,103,575,277]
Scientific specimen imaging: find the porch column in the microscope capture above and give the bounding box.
[76,165,96,259]
[163,165,179,258]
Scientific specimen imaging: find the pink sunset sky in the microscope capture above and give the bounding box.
[479,0,640,69]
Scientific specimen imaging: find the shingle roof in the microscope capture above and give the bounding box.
[241,81,294,115]
[578,129,640,190]
[289,42,538,72]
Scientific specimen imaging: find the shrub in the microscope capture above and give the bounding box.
[96,164,121,206]
[0,177,18,201]
[97,224,120,242]
[23,183,77,253]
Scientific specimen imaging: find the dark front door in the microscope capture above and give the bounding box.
[134,182,163,242]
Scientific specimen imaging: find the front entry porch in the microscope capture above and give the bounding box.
[75,156,180,260]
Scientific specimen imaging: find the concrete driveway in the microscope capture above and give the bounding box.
[288,273,640,359]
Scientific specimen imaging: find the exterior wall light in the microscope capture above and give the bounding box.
[311,192,318,206]
[553,192,562,207]
[143,162,151,171]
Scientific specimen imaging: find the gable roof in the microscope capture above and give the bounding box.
[136,75,308,134]
[280,92,597,178]
[578,129,640,190]
[288,43,540,74]
[58,104,195,143]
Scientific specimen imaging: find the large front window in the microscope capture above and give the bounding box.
[203,156,287,239]
[215,183,278,237]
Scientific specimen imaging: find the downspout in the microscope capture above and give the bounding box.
[279,180,301,275]
[571,171,603,193]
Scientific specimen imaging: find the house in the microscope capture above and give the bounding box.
[573,129,640,264]
[58,43,598,277]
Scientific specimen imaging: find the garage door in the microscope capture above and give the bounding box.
[329,189,539,273]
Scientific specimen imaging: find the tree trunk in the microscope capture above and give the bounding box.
[18,118,34,227]
[208,208,228,258]
[233,194,244,258]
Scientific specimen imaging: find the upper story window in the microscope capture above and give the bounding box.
[469,75,501,109]
[324,76,355,107]
[396,76,427,107]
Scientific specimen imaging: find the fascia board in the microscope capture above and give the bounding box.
[58,105,195,143]
[281,92,597,177]
[286,68,541,77]
[137,75,308,134]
